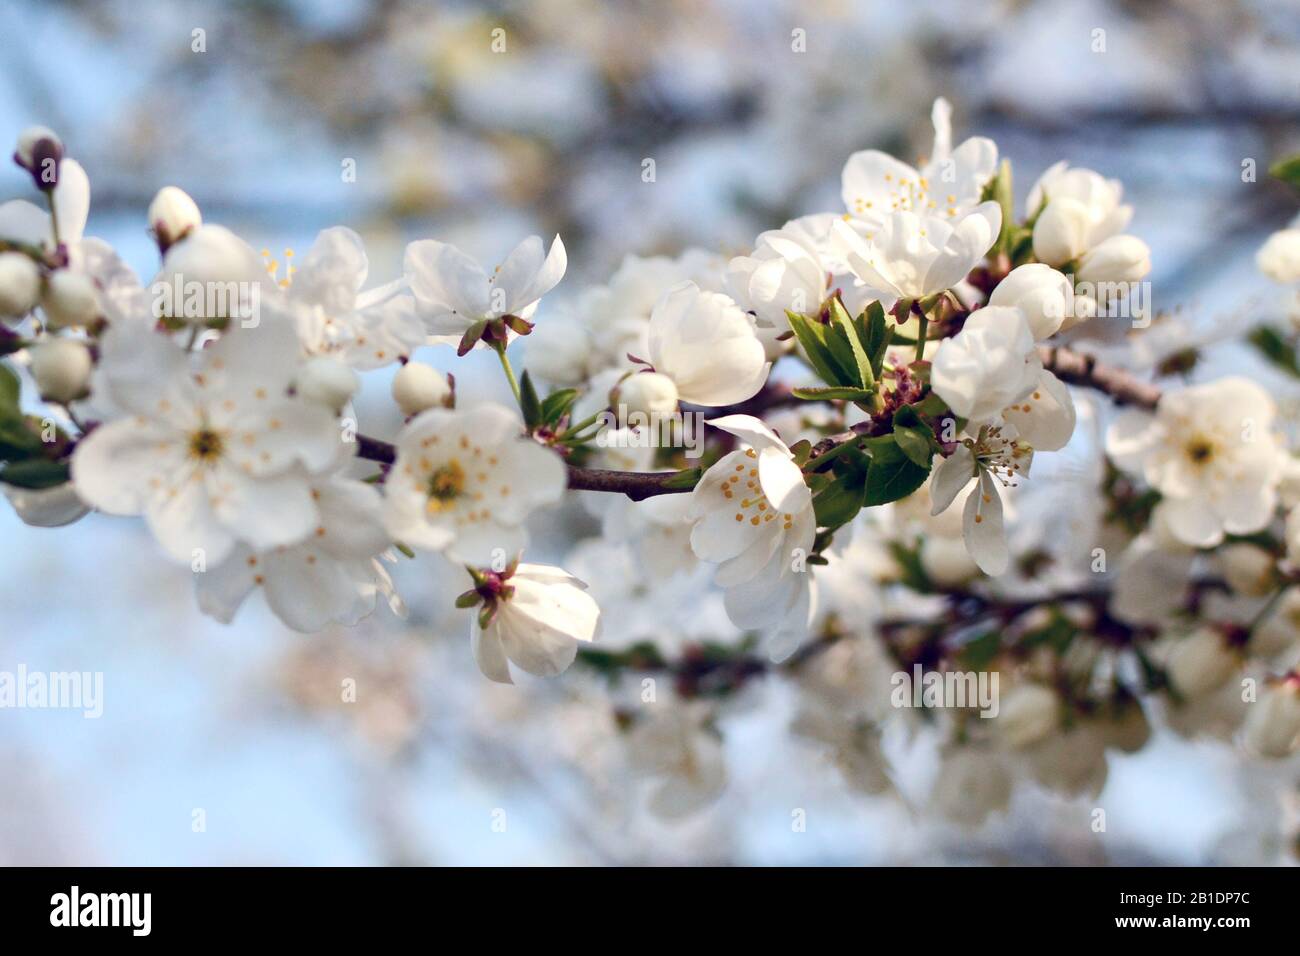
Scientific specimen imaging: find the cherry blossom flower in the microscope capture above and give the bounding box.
[930,305,1040,424]
[1106,377,1283,548]
[196,475,400,632]
[382,402,565,564]
[646,281,769,407]
[464,561,600,684]
[71,315,343,565]
[841,97,998,225]
[833,202,1002,302]
[688,414,816,660]
[404,233,566,343]
[282,226,426,369]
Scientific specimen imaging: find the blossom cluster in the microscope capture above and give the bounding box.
[4,103,1300,825]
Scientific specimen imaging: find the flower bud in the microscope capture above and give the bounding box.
[1257,228,1300,284]
[295,356,358,412]
[155,224,264,324]
[148,186,202,253]
[1242,678,1300,758]
[0,252,42,319]
[617,371,678,418]
[13,125,63,190]
[1077,235,1151,286]
[392,361,450,416]
[987,263,1072,340]
[1218,543,1276,597]
[29,338,92,403]
[41,270,99,328]
[996,683,1060,749]
[1031,197,1092,266]
[1166,627,1238,698]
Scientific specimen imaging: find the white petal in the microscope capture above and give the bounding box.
[930,445,976,515]
[962,471,1008,575]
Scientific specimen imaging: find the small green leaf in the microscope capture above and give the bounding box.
[0,361,20,409]
[859,301,891,379]
[980,159,1015,254]
[1248,326,1300,379]
[863,440,929,506]
[786,310,858,388]
[0,458,69,489]
[540,388,579,426]
[1270,153,1300,192]
[894,424,933,468]
[791,385,876,401]
[519,370,542,430]
[827,296,873,389]
[812,476,862,530]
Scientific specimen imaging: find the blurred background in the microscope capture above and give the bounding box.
[2,0,1300,864]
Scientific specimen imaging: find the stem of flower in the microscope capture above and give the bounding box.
[46,190,60,248]
[492,339,522,406]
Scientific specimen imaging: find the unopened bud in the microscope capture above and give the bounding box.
[14,125,63,191]
[295,356,358,412]
[617,371,678,418]
[392,361,450,416]
[29,338,92,403]
[41,270,98,328]
[0,252,42,319]
[1077,235,1151,286]
[148,186,202,253]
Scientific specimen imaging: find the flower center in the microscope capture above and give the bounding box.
[426,460,467,512]
[188,428,224,463]
[1184,437,1216,465]
[971,424,1030,487]
[723,448,794,530]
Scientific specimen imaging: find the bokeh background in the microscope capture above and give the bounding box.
[2,0,1300,864]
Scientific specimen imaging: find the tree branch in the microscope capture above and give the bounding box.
[353,347,1163,500]
[1037,345,1161,410]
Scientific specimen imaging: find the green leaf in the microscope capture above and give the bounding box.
[1248,326,1300,379]
[519,370,542,430]
[959,630,1003,670]
[827,296,873,389]
[786,310,858,388]
[0,415,43,461]
[540,388,579,426]
[1270,153,1300,192]
[0,458,69,489]
[812,476,862,530]
[791,385,876,402]
[863,439,929,506]
[859,301,891,379]
[980,159,1015,254]
[894,424,934,468]
[0,361,19,409]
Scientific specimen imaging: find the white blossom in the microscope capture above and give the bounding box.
[404,233,567,340]
[71,315,343,565]
[382,402,564,564]
[646,281,769,406]
[470,562,600,684]
[688,415,816,660]
[1107,377,1283,548]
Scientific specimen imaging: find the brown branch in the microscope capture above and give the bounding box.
[564,466,693,501]
[1038,345,1160,410]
